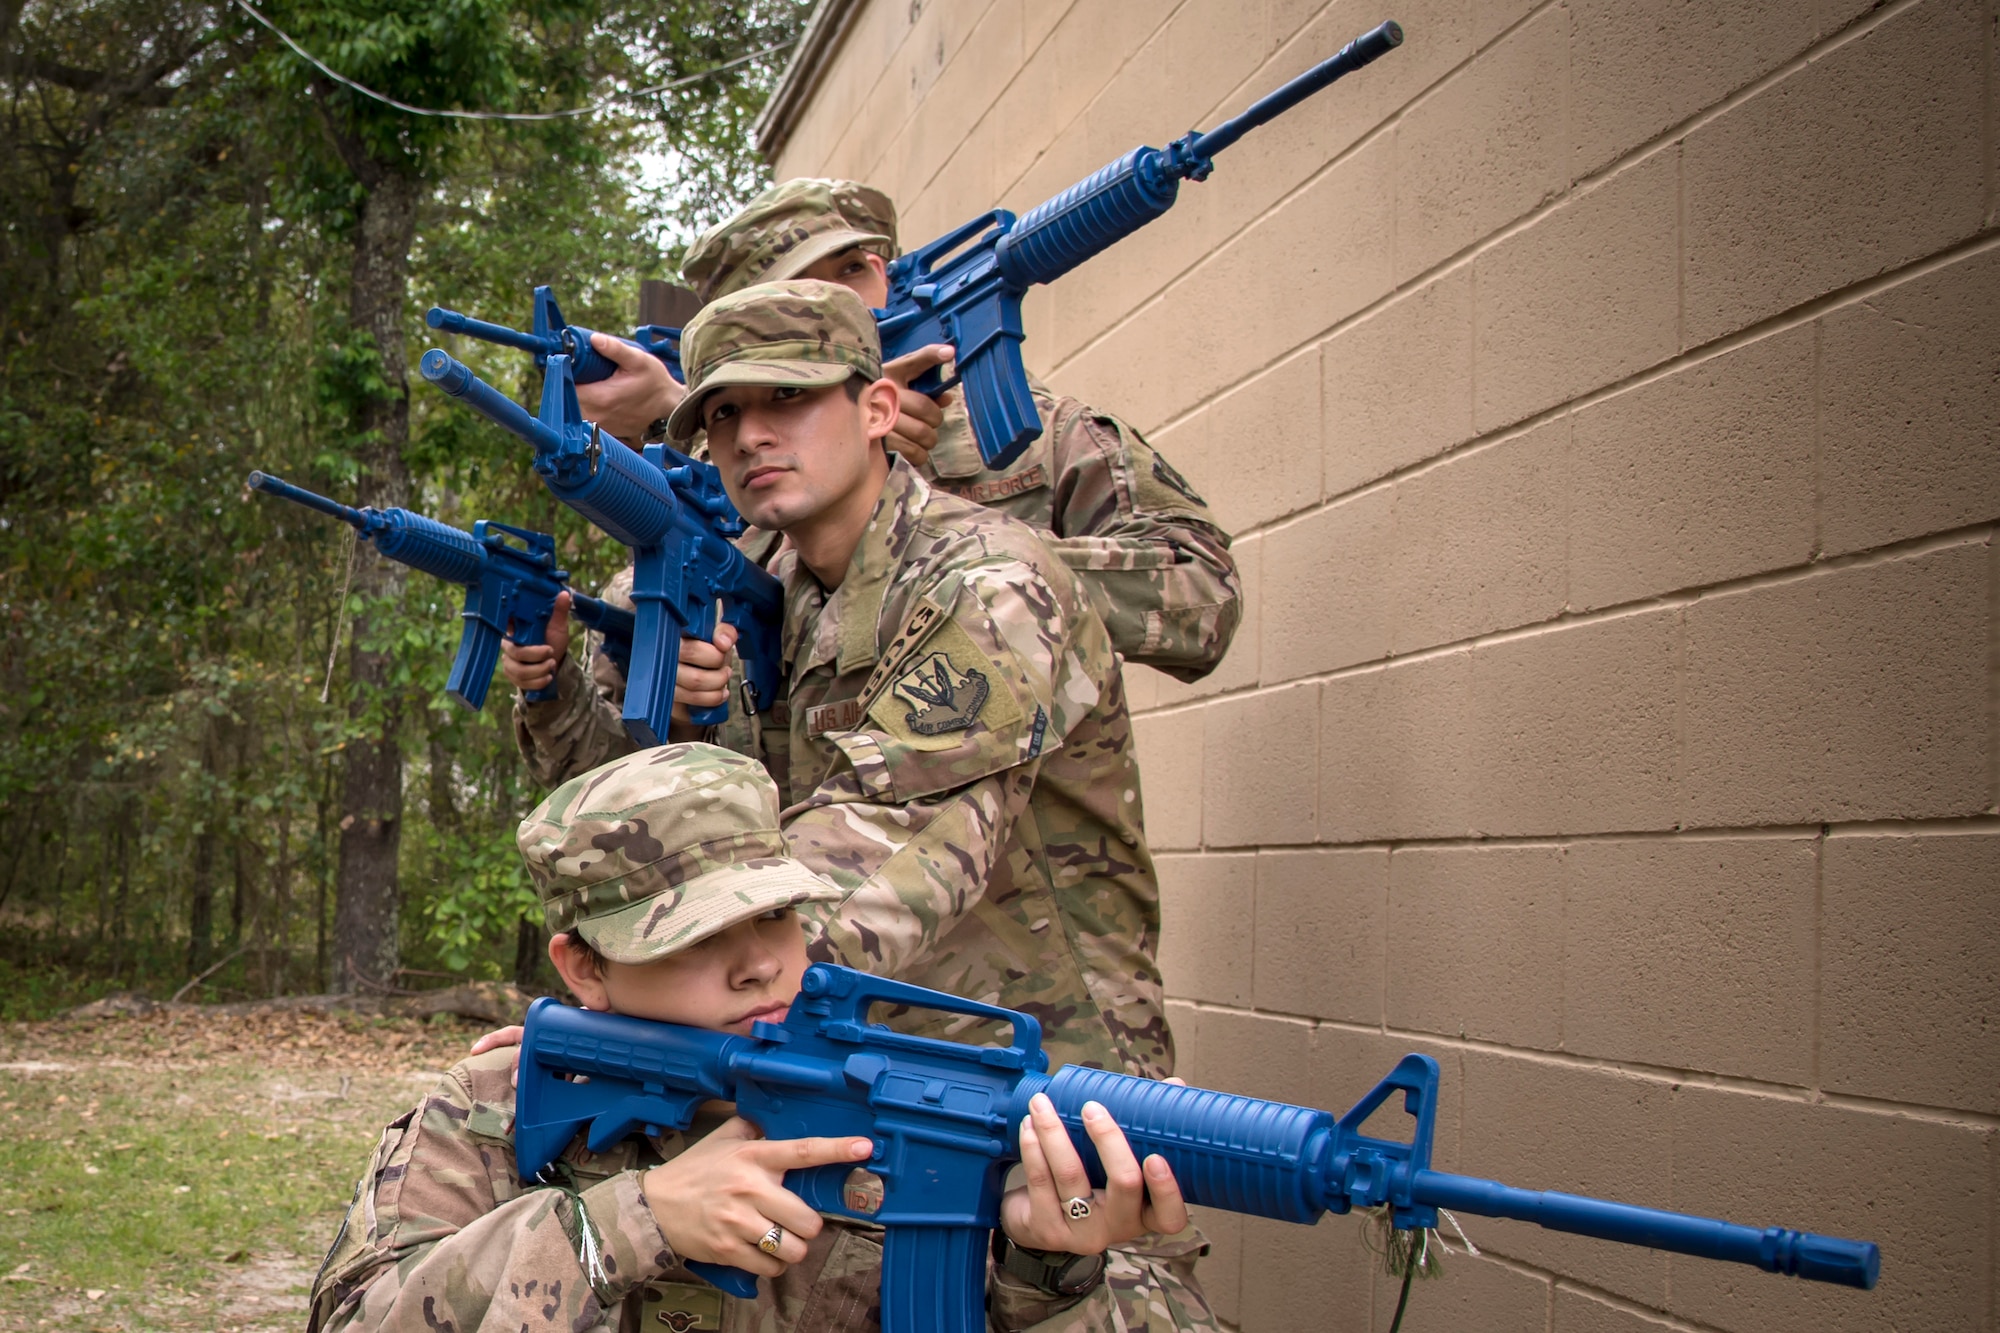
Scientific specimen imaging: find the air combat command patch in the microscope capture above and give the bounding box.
[893,651,989,735]
[863,615,1023,752]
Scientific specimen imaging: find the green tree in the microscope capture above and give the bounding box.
[0,0,806,1012]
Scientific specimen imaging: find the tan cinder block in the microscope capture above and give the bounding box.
[1564,837,1816,1082]
[1821,830,2000,1114]
[1047,0,1170,147]
[1253,847,1389,1023]
[1203,684,1319,847]
[1156,851,1256,1007]
[1819,245,2000,556]
[1456,1051,1673,1305]
[1390,416,1569,653]
[1185,1006,1317,1106]
[1120,661,1160,715]
[1466,609,1681,836]
[1132,708,1203,850]
[1473,148,1680,432]
[1386,845,1564,1050]
[1682,540,1992,826]
[1261,487,1395,682]
[1568,0,1828,179]
[1238,1212,1378,1333]
[1394,3,1569,284]
[1669,1087,1992,1333]
[1471,0,1543,49]
[1570,322,1817,610]
[1170,346,1322,534]
[1152,531,1263,709]
[1681,0,1988,345]
[1322,267,1476,499]
[1319,652,1475,842]
[1376,1254,1551,1333]
[1058,135,1396,433]
[1552,1287,1673,1332]
[1048,0,1486,364]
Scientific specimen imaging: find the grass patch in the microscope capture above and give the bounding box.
[0,1011,483,1332]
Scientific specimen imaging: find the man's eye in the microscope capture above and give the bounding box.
[705,402,736,427]
[771,386,802,401]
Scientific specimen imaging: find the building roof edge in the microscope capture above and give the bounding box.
[753,0,865,164]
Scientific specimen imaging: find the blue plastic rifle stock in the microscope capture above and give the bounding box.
[426,284,685,384]
[515,964,1880,1332]
[245,471,633,710]
[418,348,781,742]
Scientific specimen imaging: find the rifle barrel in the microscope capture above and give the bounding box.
[426,306,557,356]
[419,350,564,456]
[1189,20,1403,161]
[246,471,368,529]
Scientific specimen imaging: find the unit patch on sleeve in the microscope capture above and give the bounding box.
[893,652,990,735]
[864,615,1023,752]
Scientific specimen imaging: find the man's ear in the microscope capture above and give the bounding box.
[859,376,900,442]
[548,932,612,1011]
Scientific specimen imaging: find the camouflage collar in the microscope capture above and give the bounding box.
[780,458,930,678]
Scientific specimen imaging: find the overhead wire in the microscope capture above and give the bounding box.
[230,0,796,121]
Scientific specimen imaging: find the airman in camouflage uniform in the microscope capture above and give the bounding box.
[510,178,1240,787]
[664,279,1173,1081]
[306,743,1216,1333]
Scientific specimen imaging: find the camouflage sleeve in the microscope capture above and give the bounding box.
[790,559,1100,977]
[512,652,642,789]
[308,1055,674,1333]
[988,1228,1219,1331]
[1041,402,1242,684]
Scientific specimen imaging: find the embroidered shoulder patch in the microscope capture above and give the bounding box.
[892,652,990,735]
[864,616,1023,752]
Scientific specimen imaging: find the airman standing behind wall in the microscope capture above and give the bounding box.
[505,179,1241,789]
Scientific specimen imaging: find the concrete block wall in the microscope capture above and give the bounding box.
[766,0,2000,1327]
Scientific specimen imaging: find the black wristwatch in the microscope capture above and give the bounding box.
[991,1231,1106,1298]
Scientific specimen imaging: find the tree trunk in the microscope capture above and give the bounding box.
[330,167,420,994]
[188,729,219,975]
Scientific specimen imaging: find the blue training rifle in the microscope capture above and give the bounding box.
[426,21,1403,471]
[246,471,635,707]
[426,284,684,384]
[515,963,1881,1333]
[415,349,781,742]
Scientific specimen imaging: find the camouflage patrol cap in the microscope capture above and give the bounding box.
[681,178,898,303]
[665,279,883,443]
[516,743,840,965]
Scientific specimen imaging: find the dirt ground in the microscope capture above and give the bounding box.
[0,1006,488,1332]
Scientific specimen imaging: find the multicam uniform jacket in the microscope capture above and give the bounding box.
[513,385,1239,788]
[766,459,1172,1079]
[307,1049,1215,1333]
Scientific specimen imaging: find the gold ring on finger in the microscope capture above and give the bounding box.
[757,1223,785,1256]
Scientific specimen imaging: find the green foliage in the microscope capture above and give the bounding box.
[0,0,809,1004]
